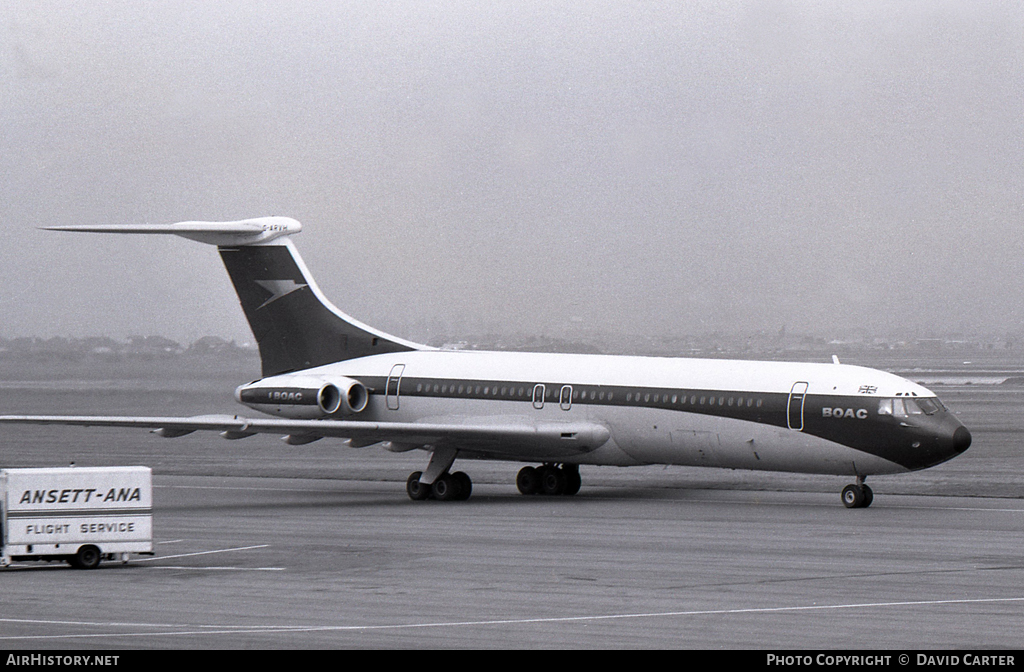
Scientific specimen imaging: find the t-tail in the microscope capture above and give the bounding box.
[44,217,426,376]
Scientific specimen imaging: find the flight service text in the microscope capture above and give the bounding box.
[22,521,136,535]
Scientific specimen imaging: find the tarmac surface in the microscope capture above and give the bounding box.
[0,354,1022,649]
[0,474,1022,649]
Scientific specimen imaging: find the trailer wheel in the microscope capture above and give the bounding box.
[70,545,101,570]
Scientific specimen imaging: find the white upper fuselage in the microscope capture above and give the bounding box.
[311,349,929,398]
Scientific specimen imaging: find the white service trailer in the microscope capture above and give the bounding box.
[0,466,153,569]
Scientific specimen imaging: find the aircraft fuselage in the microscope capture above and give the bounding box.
[237,349,971,477]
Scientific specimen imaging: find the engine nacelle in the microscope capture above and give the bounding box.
[234,374,368,418]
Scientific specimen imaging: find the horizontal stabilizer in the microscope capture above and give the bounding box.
[42,217,301,247]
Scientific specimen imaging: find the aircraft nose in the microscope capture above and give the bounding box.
[909,420,972,471]
[952,425,972,454]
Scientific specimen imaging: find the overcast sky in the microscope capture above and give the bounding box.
[2,1,1022,346]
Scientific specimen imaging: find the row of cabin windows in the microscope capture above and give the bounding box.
[415,383,560,398]
[410,381,763,409]
[413,383,609,400]
[626,392,763,408]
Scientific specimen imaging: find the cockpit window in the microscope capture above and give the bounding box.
[878,397,943,417]
[916,398,943,415]
[904,399,923,415]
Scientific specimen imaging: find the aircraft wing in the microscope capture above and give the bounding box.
[0,414,610,460]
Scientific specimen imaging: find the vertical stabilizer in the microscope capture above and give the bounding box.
[219,238,421,376]
[44,218,425,376]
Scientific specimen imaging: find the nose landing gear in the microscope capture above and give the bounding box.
[841,477,873,508]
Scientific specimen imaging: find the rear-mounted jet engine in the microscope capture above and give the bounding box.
[235,375,368,418]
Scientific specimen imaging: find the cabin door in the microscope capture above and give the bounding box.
[386,364,405,410]
[787,381,808,430]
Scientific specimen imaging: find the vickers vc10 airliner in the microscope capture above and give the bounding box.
[1,218,972,507]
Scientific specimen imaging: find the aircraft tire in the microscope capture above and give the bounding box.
[539,465,566,496]
[431,474,460,502]
[407,472,431,501]
[563,467,582,496]
[841,484,866,509]
[861,484,873,508]
[516,467,539,495]
[452,471,472,501]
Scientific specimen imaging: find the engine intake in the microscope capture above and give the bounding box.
[235,375,368,418]
[315,379,368,415]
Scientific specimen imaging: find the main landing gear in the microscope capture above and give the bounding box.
[407,470,472,501]
[841,477,873,509]
[406,446,473,501]
[516,464,581,497]
[404,464,583,501]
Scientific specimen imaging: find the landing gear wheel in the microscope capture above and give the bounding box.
[539,465,566,496]
[563,465,582,496]
[452,471,472,501]
[406,472,430,501]
[861,484,873,508]
[431,473,460,502]
[841,484,866,509]
[517,466,539,495]
[70,545,101,570]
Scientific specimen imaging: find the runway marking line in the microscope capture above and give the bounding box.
[132,544,282,571]
[132,544,269,562]
[1,596,1023,641]
[149,566,284,571]
[1,544,276,572]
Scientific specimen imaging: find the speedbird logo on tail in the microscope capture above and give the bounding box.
[255,279,307,309]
